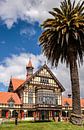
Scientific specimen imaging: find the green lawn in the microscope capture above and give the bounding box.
[0,121,84,130]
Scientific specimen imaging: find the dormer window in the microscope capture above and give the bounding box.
[8,101,14,108]
[8,98,14,108]
[40,77,49,84]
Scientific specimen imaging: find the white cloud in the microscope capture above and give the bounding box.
[0,0,80,29]
[0,52,84,97]
[20,27,36,37]
[0,53,46,86]
[0,0,82,29]
[0,0,62,28]
[15,47,26,52]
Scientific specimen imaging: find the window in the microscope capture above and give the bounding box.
[28,89,33,104]
[8,101,14,108]
[27,68,33,75]
[40,77,49,84]
[28,97,33,104]
[56,99,58,105]
[36,89,56,105]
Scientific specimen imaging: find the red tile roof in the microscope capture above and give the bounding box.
[62,97,84,108]
[62,97,72,107]
[80,98,84,107]
[12,78,25,91]
[0,92,22,105]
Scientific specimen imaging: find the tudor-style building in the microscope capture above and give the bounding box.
[0,60,65,120]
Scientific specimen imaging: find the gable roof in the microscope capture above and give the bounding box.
[11,78,25,91]
[62,97,84,108]
[16,64,65,92]
[29,64,65,91]
[0,92,22,105]
[62,97,72,107]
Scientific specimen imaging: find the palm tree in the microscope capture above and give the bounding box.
[39,0,84,125]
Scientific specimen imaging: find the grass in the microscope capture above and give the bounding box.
[0,121,84,130]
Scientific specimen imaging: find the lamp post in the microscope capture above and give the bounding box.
[64,101,69,121]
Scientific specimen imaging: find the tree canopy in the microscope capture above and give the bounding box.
[39,0,84,67]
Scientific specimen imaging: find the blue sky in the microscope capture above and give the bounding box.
[0,0,84,97]
[0,20,41,61]
[0,20,42,92]
[0,20,41,91]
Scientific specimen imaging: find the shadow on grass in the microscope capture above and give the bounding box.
[32,120,52,123]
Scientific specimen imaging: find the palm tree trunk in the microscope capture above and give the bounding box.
[70,59,81,114]
[70,58,82,125]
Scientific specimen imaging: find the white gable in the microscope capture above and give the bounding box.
[38,68,52,78]
[30,66,59,87]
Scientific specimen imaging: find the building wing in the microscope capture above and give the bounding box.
[8,78,25,92]
[0,92,22,105]
[62,97,84,108]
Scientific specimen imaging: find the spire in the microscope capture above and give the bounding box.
[26,59,33,69]
[26,59,34,80]
[8,76,13,92]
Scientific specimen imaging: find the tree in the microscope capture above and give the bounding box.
[39,0,84,125]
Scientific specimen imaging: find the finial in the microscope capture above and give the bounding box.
[10,75,12,79]
[45,61,46,64]
[10,75,12,81]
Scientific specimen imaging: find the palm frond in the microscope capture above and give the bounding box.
[39,0,84,67]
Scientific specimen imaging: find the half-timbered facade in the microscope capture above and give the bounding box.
[0,60,65,120]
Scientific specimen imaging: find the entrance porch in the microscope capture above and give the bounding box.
[33,110,61,121]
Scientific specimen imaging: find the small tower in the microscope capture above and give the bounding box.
[26,59,34,80]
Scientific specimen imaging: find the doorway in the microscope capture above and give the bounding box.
[40,111,49,121]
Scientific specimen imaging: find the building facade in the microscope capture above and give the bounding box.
[0,60,65,120]
[62,97,84,119]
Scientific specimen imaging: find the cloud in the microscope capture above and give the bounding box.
[0,0,62,28]
[0,0,80,28]
[15,47,26,52]
[0,53,46,86]
[0,52,84,97]
[20,27,36,37]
